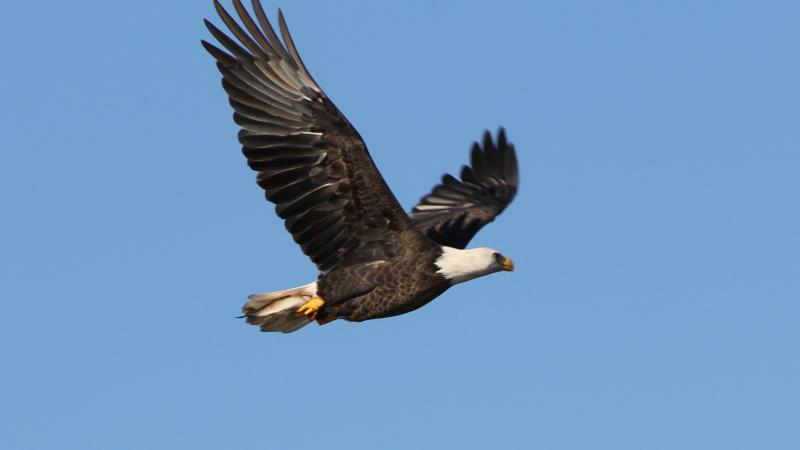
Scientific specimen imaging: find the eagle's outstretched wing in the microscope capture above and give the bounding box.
[410,129,519,249]
[203,0,430,273]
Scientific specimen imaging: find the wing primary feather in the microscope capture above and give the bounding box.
[470,142,486,178]
[228,93,304,122]
[494,127,508,177]
[252,58,304,93]
[201,40,238,66]
[214,0,269,59]
[231,0,276,57]
[223,79,307,118]
[482,130,495,154]
[252,1,293,62]
[219,66,297,108]
[506,144,519,188]
[277,9,321,89]
[204,19,253,61]
[223,62,298,103]
[481,130,500,179]
[238,55,302,96]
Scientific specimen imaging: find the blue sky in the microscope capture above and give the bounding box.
[2,0,799,449]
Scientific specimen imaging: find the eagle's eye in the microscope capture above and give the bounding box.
[493,252,504,265]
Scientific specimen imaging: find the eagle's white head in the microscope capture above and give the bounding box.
[434,246,514,285]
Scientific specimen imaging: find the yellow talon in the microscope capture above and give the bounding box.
[295,297,325,320]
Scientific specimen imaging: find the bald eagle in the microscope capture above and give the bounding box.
[203,0,519,332]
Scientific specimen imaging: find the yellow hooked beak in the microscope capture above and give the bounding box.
[501,256,514,272]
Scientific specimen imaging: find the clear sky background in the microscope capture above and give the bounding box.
[1,1,798,449]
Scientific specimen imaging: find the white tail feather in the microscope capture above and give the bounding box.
[242,282,317,333]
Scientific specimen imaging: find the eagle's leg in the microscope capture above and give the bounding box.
[295,296,325,320]
[315,312,336,326]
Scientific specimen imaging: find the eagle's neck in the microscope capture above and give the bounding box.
[434,246,498,285]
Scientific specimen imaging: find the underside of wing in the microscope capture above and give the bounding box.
[410,128,518,249]
[203,0,428,272]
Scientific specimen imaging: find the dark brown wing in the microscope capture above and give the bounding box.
[409,128,519,249]
[203,0,430,273]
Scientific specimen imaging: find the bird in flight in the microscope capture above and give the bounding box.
[203,0,519,332]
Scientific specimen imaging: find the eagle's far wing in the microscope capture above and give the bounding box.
[409,129,518,249]
[203,0,429,273]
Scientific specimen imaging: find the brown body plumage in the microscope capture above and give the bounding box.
[318,243,447,322]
